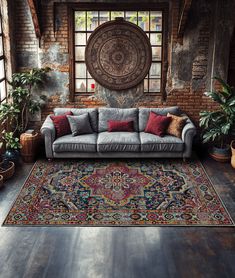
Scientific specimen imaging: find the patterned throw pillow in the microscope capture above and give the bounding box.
[50,111,73,138]
[67,113,93,136]
[145,112,171,137]
[166,113,187,138]
[108,120,134,132]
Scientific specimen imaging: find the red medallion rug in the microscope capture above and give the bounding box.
[3,159,234,226]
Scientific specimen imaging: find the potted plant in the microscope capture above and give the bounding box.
[2,131,21,165]
[0,67,50,164]
[0,67,50,134]
[0,140,15,181]
[199,77,235,162]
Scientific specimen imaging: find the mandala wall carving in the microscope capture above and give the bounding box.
[85,18,152,91]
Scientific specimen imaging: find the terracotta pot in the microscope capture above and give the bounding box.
[231,140,235,168]
[209,145,231,162]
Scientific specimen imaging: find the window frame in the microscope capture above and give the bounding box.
[0,9,7,103]
[68,3,168,101]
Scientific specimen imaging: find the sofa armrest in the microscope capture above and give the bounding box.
[40,115,55,158]
[181,116,197,158]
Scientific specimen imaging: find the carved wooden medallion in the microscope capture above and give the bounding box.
[85,18,152,91]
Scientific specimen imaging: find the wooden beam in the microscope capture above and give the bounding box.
[27,0,41,38]
[178,0,192,38]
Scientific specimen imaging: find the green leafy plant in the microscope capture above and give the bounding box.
[2,132,21,150]
[199,77,235,148]
[0,67,50,134]
[0,67,50,159]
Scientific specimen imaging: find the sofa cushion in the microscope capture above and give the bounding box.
[139,107,181,132]
[53,133,97,153]
[67,113,93,136]
[54,108,98,132]
[140,132,184,152]
[98,108,138,132]
[50,111,73,138]
[166,113,187,138]
[145,112,171,137]
[97,132,140,152]
[108,120,134,132]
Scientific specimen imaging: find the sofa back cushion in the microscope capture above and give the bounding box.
[54,108,98,132]
[138,107,181,132]
[98,108,138,132]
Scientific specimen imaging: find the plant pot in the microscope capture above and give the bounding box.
[209,145,231,162]
[0,161,15,180]
[3,149,20,165]
[231,140,235,168]
[20,132,40,163]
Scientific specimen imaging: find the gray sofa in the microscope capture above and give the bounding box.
[40,106,196,159]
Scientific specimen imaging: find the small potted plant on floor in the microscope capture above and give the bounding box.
[2,131,21,165]
[199,77,235,162]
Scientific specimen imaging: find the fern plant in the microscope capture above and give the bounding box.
[199,77,235,148]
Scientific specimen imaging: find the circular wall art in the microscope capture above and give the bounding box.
[85,18,152,91]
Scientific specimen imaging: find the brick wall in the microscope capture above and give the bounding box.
[12,0,235,130]
[14,0,38,69]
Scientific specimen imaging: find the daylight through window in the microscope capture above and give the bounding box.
[73,10,163,95]
[0,10,6,103]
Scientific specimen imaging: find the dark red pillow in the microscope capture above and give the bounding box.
[50,111,73,138]
[145,112,171,137]
[108,120,134,132]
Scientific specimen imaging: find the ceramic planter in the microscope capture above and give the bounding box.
[209,145,231,162]
[3,149,20,165]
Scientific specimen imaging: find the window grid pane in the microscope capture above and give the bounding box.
[0,80,6,102]
[74,9,163,95]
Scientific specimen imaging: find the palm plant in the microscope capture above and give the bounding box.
[199,77,235,148]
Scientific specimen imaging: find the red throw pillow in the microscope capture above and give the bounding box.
[50,111,73,138]
[108,120,134,132]
[145,112,171,137]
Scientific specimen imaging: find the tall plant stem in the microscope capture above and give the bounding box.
[21,102,27,132]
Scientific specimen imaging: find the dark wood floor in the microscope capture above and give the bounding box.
[0,153,235,278]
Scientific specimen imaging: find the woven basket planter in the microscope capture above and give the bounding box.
[0,161,15,180]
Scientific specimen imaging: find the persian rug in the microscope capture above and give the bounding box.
[3,159,234,226]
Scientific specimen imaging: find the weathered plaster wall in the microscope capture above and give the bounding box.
[11,0,235,128]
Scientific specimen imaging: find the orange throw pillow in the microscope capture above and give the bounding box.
[166,113,187,138]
